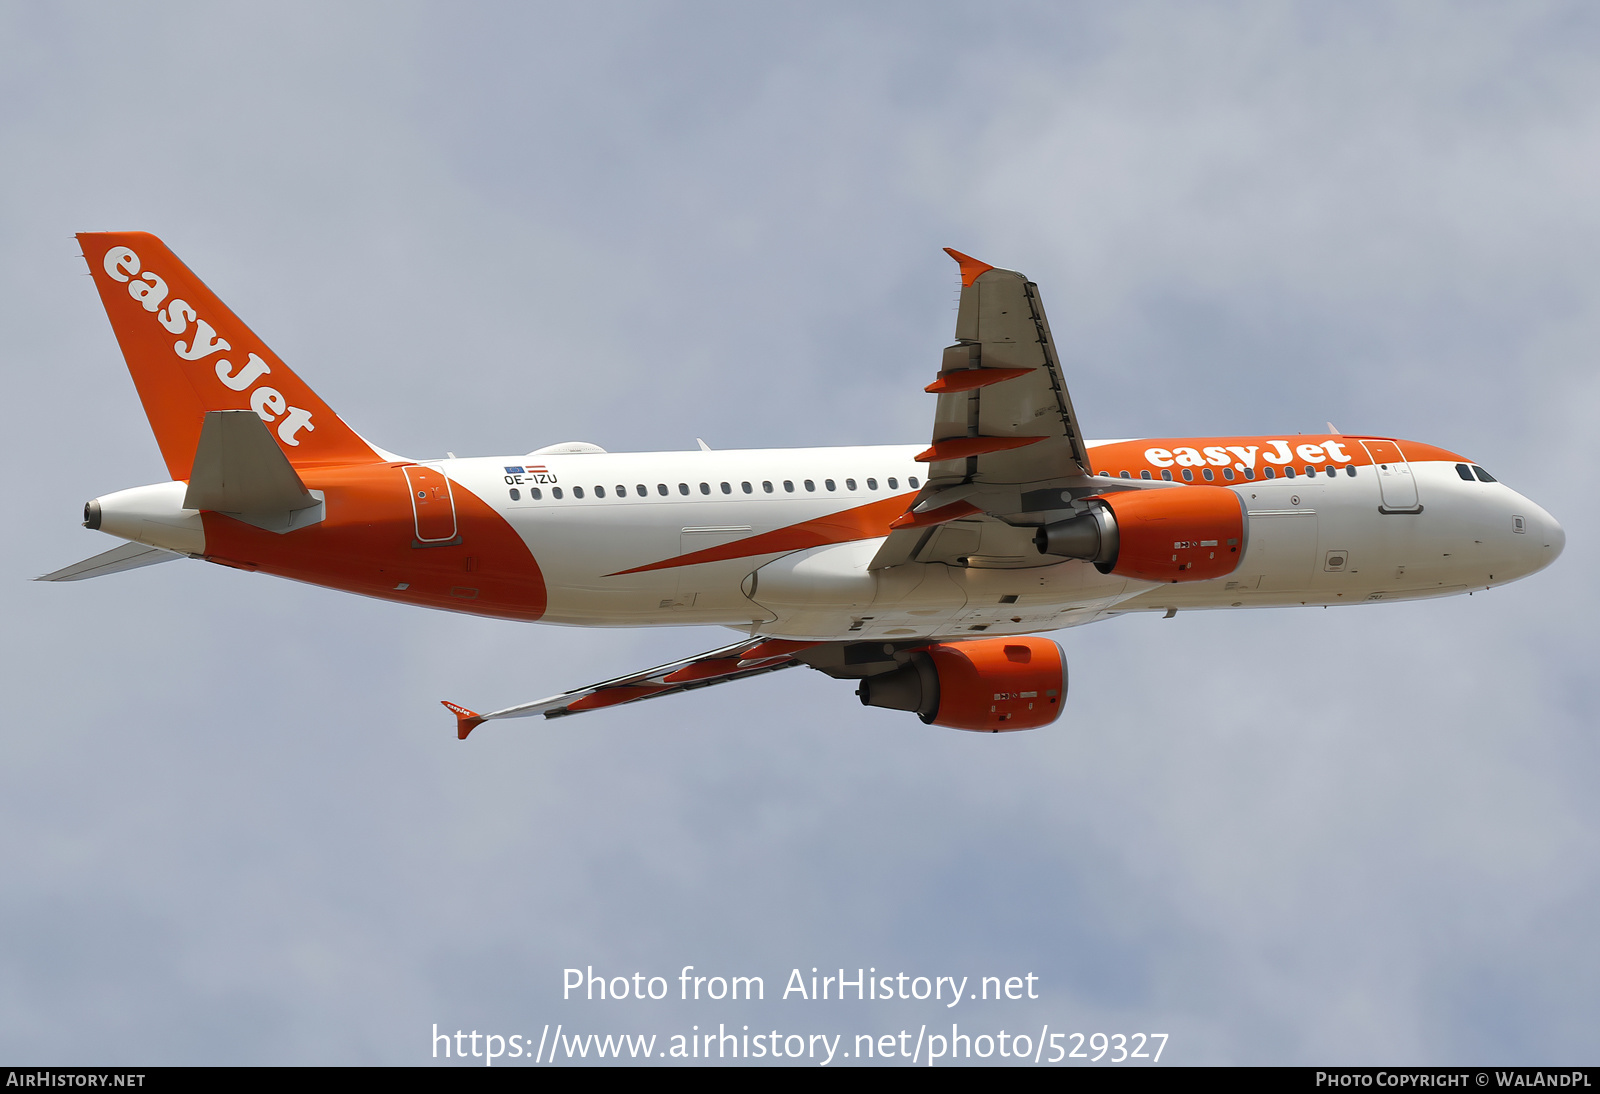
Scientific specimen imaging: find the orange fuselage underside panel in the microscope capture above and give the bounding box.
[201,463,547,622]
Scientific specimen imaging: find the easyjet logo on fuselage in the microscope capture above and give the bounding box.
[101,246,316,446]
[1143,439,1354,472]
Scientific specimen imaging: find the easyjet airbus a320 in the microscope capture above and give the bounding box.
[45,233,1564,737]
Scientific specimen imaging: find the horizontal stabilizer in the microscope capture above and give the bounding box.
[184,410,323,532]
[35,541,182,582]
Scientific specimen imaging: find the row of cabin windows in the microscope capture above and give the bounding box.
[1455,463,1498,483]
[1096,465,1360,482]
[509,475,920,502]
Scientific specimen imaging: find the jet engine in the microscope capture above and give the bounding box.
[855,636,1065,732]
[1034,486,1246,583]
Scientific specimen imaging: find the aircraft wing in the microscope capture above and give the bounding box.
[441,637,815,738]
[871,249,1106,569]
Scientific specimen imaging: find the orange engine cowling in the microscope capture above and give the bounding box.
[855,636,1065,732]
[1035,485,1246,583]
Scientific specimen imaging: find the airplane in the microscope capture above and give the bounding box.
[43,233,1565,738]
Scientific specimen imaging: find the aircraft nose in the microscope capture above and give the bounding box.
[1543,509,1566,562]
[1517,499,1564,576]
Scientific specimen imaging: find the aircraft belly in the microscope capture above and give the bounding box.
[751,543,1138,640]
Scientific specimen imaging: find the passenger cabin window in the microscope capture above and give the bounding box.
[1473,466,1497,482]
[825,479,836,491]
[1223,468,1235,481]
[1202,468,1214,480]
[1262,468,1275,480]
[784,480,795,492]
[1161,469,1173,481]
[1181,469,1193,481]
[1345,466,1356,477]
[1324,466,1336,476]
[1120,471,1131,479]
[552,487,564,499]
[700,483,711,494]
[1100,471,1111,477]
[509,487,520,500]
[1305,465,1315,476]
[574,486,586,498]
[720,482,731,494]
[908,476,919,487]
[594,485,605,497]
[804,480,815,492]
[887,477,899,489]
[762,481,773,493]
[636,484,647,496]
[1283,467,1295,479]
[531,487,542,500]
[866,478,878,489]
[845,478,856,490]
[678,483,689,495]
[1141,470,1152,480]
[615,485,626,497]
[657,484,667,495]
[741,481,752,494]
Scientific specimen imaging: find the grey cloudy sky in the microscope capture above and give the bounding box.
[2,0,1596,1065]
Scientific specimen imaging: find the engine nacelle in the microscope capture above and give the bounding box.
[1035,486,1246,583]
[855,636,1065,732]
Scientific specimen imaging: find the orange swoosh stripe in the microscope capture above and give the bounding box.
[609,492,916,576]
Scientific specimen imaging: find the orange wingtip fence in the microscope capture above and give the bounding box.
[441,700,485,740]
[943,247,996,287]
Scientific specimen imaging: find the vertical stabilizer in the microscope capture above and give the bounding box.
[78,232,383,478]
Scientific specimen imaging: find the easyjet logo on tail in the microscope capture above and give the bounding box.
[101,246,315,446]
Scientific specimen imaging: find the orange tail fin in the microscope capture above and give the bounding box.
[78,232,383,479]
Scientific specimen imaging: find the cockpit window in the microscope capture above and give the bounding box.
[1456,463,1474,481]
[1473,466,1497,483]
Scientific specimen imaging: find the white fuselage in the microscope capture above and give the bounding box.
[417,440,1562,641]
